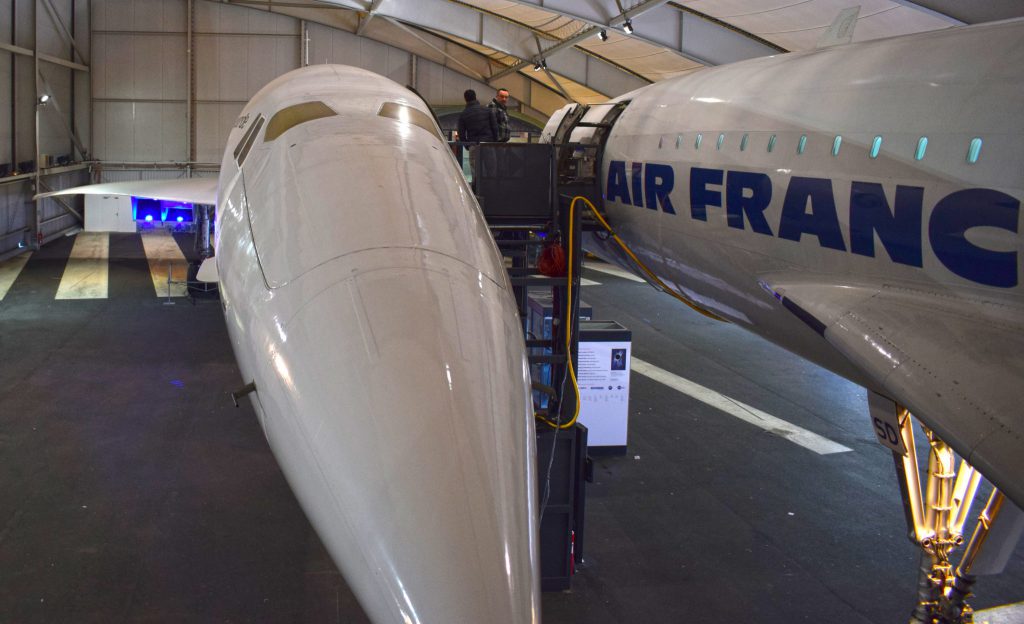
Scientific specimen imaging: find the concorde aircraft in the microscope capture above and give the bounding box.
[38,16,1023,622]
[542,16,1023,620]
[40,65,541,623]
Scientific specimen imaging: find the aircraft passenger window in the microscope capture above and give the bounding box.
[870,136,882,159]
[717,133,725,150]
[740,134,749,151]
[676,134,682,149]
[767,135,776,153]
[264,101,337,141]
[377,102,444,141]
[659,136,664,149]
[967,137,982,164]
[797,135,807,154]
[915,137,928,161]
[832,135,842,156]
[695,133,703,149]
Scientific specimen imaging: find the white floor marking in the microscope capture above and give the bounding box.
[56,233,109,300]
[580,277,601,287]
[585,261,646,283]
[141,229,188,297]
[631,357,852,455]
[0,253,32,300]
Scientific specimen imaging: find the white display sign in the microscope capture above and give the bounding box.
[577,340,630,448]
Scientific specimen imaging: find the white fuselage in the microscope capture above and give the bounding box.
[587,20,1024,505]
[212,66,540,623]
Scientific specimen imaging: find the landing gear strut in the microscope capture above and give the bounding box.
[874,396,1015,624]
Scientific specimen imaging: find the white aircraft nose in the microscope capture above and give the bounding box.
[256,248,540,623]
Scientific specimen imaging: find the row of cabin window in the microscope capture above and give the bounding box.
[666,132,984,164]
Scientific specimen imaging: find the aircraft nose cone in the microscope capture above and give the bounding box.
[260,249,540,623]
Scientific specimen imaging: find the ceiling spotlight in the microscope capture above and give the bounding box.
[598,29,609,41]
[533,59,546,72]
[38,94,50,105]
[623,18,634,35]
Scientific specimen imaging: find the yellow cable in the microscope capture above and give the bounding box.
[571,195,727,323]
[535,197,582,430]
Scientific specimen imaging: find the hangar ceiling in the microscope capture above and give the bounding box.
[223,0,1024,102]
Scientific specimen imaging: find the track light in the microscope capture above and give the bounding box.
[623,19,633,35]
[598,29,608,41]
[533,59,546,72]
[37,94,50,105]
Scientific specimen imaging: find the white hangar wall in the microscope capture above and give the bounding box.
[92,0,534,165]
[1,0,91,257]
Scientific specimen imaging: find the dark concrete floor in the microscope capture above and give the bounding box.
[0,234,1021,623]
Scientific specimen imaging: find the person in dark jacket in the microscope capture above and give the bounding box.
[457,89,497,143]
[488,88,511,142]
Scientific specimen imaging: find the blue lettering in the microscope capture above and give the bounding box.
[631,162,644,208]
[606,160,630,205]
[778,177,846,251]
[929,188,1019,288]
[850,182,923,267]
[690,167,723,221]
[726,171,773,235]
[644,163,676,214]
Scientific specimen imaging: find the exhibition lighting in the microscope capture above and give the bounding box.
[623,19,634,34]
[533,59,547,72]
[598,29,608,41]
[38,94,50,105]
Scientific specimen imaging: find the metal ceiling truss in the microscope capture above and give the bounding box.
[312,0,652,96]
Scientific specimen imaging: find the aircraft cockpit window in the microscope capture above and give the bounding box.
[694,133,703,149]
[235,115,265,167]
[967,137,982,164]
[870,136,883,159]
[740,134,749,151]
[377,102,444,141]
[797,135,807,155]
[767,134,777,153]
[915,137,928,161]
[832,135,842,157]
[716,133,725,150]
[264,101,337,142]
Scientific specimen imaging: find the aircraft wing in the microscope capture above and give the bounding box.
[773,281,1024,507]
[34,177,218,205]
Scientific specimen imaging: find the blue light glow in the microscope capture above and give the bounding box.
[177,216,184,222]
[145,215,153,222]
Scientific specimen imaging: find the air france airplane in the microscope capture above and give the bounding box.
[40,66,540,623]
[544,17,1023,619]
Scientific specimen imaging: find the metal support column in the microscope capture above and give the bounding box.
[186,0,196,162]
[33,0,41,248]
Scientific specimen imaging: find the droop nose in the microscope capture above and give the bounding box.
[260,248,540,623]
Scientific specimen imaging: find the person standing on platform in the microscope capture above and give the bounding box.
[457,89,498,184]
[489,88,511,143]
[457,89,498,144]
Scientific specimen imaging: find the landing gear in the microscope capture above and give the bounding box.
[871,393,1019,624]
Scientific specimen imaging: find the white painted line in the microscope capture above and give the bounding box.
[585,261,646,283]
[0,253,31,300]
[56,232,109,300]
[580,277,601,287]
[141,229,188,297]
[631,357,852,455]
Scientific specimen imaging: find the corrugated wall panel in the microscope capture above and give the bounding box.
[196,2,296,35]
[93,0,185,33]
[195,102,242,164]
[195,35,297,103]
[92,34,186,100]
[93,101,186,161]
